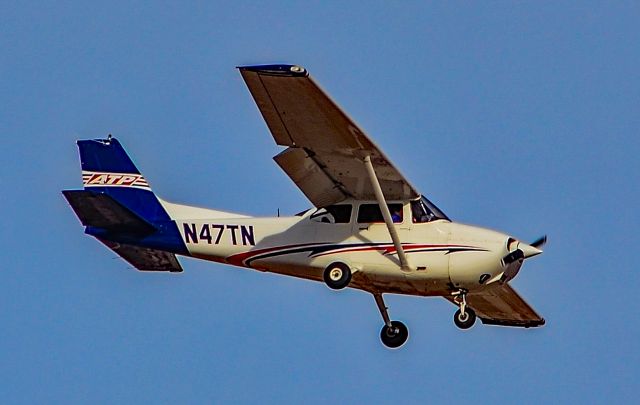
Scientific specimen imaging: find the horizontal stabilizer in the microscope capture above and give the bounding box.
[62,190,156,235]
[99,239,183,272]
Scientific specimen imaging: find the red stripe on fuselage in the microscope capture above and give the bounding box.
[225,242,326,267]
[225,242,484,268]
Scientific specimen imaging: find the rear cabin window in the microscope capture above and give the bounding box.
[357,204,403,223]
[310,205,352,223]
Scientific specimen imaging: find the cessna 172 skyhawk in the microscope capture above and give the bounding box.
[63,64,546,348]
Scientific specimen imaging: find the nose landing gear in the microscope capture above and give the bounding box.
[452,289,476,330]
[454,307,476,329]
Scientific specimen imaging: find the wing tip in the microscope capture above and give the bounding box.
[237,64,308,77]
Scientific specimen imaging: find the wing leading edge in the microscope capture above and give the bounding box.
[238,64,420,207]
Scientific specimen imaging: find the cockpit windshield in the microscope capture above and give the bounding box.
[411,196,449,223]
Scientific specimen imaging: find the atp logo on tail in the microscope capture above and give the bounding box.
[82,171,151,190]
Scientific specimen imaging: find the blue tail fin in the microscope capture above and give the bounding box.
[77,137,170,223]
[65,137,188,261]
[78,136,141,174]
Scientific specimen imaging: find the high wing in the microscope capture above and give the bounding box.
[446,284,545,327]
[238,64,420,207]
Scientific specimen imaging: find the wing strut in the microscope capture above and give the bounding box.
[363,155,411,271]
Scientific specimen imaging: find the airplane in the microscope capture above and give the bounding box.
[63,64,546,349]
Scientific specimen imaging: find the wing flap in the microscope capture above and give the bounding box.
[447,284,545,328]
[99,239,183,272]
[273,147,347,207]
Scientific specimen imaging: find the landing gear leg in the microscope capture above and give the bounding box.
[373,293,409,349]
[452,289,476,330]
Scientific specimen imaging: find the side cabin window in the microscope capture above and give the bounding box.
[357,203,403,223]
[310,205,352,224]
[411,196,450,223]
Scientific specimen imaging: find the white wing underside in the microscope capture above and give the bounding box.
[239,65,420,207]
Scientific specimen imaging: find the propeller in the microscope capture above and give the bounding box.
[498,235,546,283]
[530,235,547,249]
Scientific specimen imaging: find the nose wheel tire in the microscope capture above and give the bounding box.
[323,263,352,290]
[380,320,409,349]
[454,307,477,329]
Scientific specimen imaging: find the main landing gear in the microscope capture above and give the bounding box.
[323,262,352,290]
[374,293,409,349]
[452,289,476,329]
[322,265,407,348]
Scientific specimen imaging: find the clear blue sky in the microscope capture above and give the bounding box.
[2,1,638,403]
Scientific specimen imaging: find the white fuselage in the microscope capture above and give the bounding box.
[162,199,513,297]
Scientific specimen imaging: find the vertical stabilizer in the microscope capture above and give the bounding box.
[77,137,170,223]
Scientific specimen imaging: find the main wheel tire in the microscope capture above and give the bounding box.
[323,263,352,290]
[380,320,409,349]
[454,307,477,329]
